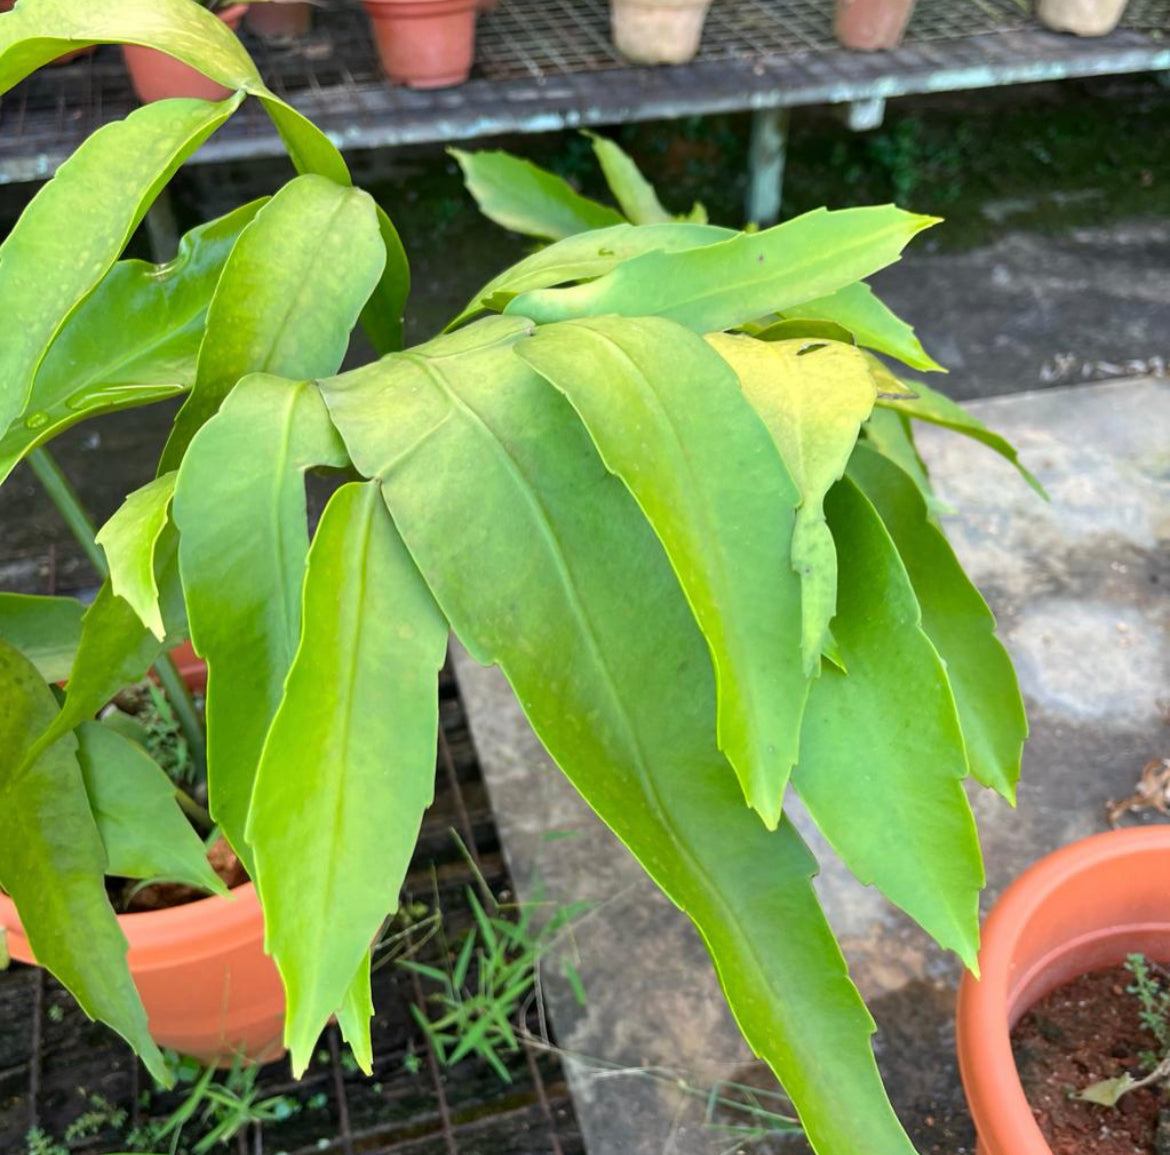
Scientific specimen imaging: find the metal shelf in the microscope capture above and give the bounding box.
[0,0,1167,187]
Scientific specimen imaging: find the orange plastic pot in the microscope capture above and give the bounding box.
[122,5,248,103]
[0,650,286,1066]
[957,826,1170,1155]
[245,1,314,39]
[362,0,477,89]
[833,0,916,51]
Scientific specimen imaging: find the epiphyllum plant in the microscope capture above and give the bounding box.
[0,2,1036,1152]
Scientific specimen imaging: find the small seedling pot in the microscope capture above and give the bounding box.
[0,649,286,1067]
[245,0,314,39]
[1035,0,1129,36]
[122,5,248,103]
[833,0,917,51]
[362,0,478,89]
[957,826,1170,1155]
[610,0,712,65]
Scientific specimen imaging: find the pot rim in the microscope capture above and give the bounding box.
[957,825,1170,1155]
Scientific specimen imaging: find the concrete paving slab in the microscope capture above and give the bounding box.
[452,376,1170,1155]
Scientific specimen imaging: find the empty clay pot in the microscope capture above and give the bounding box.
[122,5,248,103]
[834,0,917,51]
[245,1,314,38]
[957,826,1170,1155]
[610,0,712,65]
[1035,0,1129,36]
[363,0,478,89]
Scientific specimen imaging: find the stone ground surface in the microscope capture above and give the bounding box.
[453,376,1170,1155]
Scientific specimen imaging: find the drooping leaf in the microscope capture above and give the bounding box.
[782,282,945,373]
[359,206,410,356]
[450,148,625,240]
[76,722,226,895]
[96,473,178,641]
[747,317,858,346]
[0,202,265,487]
[706,335,877,674]
[248,482,447,1074]
[448,221,733,330]
[869,358,1044,495]
[584,132,671,225]
[318,320,917,1155]
[0,638,168,1085]
[860,406,947,517]
[793,478,982,966]
[173,376,347,868]
[335,956,375,1074]
[518,316,808,827]
[160,174,385,470]
[0,96,242,439]
[847,443,1026,800]
[0,593,83,682]
[506,207,938,333]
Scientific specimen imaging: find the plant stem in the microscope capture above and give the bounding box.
[27,448,108,577]
[27,447,207,779]
[173,784,214,836]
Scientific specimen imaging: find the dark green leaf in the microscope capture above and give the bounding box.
[161,174,385,469]
[0,96,242,439]
[172,376,347,867]
[518,316,808,827]
[847,443,1026,800]
[506,207,938,333]
[76,722,226,895]
[450,148,625,241]
[0,593,83,682]
[318,320,917,1155]
[782,282,944,373]
[793,477,982,966]
[860,406,947,517]
[0,638,168,1085]
[247,482,447,1075]
[1,202,264,486]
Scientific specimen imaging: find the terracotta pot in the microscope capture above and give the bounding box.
[610,0,712,65]
[122,5,248,103]
[1035,0,1129,36]
[957,826,1170,1155]
[245,1,314,38]
[0,652,285,1066]
[834,0,917,51]
[363,0,478,89]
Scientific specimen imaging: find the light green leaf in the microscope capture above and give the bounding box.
[860,406,947,517]
[173,377,347,868]
[793,477,982,966]
[450,148,625,241]
[0,95,242,440]
[1,201,264,487]
[847,443,1026,800]
[335,956,375,1074]
[0,593,83,682]
[748,317,858,346]
[782,282,945,373]
[870,359,1044,496]
[1075,1074,1137,1107]
[506,206,938,333]
[96,473,178,641]
[319,322,917,1155]
[76,721,226,896]
[161,174,385,470]
[248,481,447,1075]
[518,316,808,828]
[359,206,410,356]
[449,221,733,330]
[585,132,671,225]
[0,638,168,1086]
[706,335,878,674]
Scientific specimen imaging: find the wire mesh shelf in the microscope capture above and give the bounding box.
[0,0,1167,182]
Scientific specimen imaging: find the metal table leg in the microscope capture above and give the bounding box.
[745,106,790,228]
